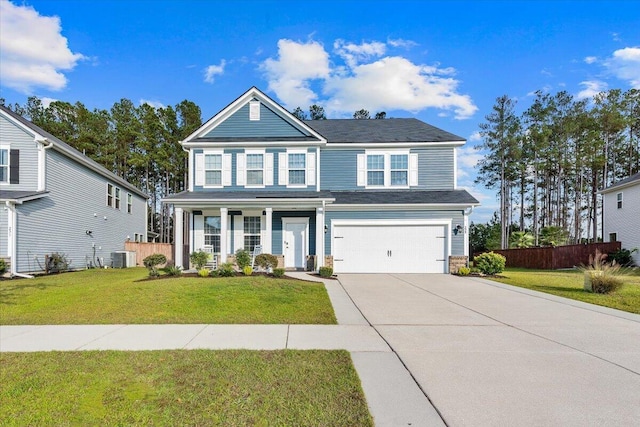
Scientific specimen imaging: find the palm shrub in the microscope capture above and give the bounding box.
[581,250,624,293]
[143,253,167,277]
[474,252,506,275]
[509,231,534,248]
[165,265,182,276]
[235,249,251,269]
[218,262,236,277]
[190,251,210,270]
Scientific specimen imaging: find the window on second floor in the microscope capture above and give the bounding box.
[278,150,316,188]
[246,153,264,186]
[288,153,306,185]
[617,192,623,209]
[115,187,121,209]
[358,151,417,188]
[127,193,133,214]
[107,183,114,207]
[205,153,223,186]
[0,147,8,184]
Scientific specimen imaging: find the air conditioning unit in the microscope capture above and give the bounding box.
[111,252,126,268]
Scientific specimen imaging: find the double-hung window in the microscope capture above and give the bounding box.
[617,192,623,209]
[0,147,8,184]
[358,151,416,188]
[246,153,264,186]
[107,184,114,207]
[288,153,306,185]
[243,216,261,252]
[204,216,221,254]
[205,153,223,186]
[127,193,133,214]
[114,187,121,209]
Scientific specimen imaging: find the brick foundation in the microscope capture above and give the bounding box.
[449,256,468,274]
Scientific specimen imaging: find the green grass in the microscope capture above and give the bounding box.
[0,268,336,324]
[0,350,372,426]
[489,268,640,314]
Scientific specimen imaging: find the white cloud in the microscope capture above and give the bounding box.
[0,0,85,93]
[605,47,640,88]
[387,38,418,49]
[468,131,482,142]
[576,80,608,100]
[261,38,477,119]
[204,59,226,83]
[139,99,165,109]
[584,56,597,64]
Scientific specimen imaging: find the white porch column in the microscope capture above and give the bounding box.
[463,212,470,257]
[220,208,228,263]
[174,207,183,268]
[315,206,325,269]
[264,208,273,254]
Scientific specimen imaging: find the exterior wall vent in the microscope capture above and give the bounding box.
[249,101,260,121]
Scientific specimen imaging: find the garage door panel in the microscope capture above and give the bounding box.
[333,224,447,274]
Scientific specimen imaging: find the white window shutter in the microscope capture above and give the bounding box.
[278,153,287,186]
[223,153,232,186]
[409,153,419,186]
[356,153,366,186]
[307,152,316,186]
[237,153,246,186]
[265,153,274,186]
[195,153,204,186]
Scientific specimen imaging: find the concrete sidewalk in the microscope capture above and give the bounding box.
[0,272,444,427]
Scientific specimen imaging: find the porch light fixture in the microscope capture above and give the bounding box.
[324,225,328,233]
[454,224,463,235]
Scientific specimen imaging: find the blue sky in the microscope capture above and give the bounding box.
[1,0,639,223]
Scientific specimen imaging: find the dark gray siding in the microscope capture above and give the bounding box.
[204,103,309,138]
[324,209,465,256]
[320,147,455,191]
[14,149,147,273]
[0,114,39,191]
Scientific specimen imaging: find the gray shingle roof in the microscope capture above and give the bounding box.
[303,118,465,143]
[600,171,640,193]
[0,190,49,202]
[164,189,479,205]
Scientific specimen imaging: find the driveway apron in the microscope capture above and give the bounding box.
[337,273,640,426]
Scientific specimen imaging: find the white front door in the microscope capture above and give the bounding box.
[283,218,308,269]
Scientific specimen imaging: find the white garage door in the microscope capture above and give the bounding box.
[332,222,448,273]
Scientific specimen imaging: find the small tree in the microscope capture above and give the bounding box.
[190,251,209,270]
[374,111,386,119]
[235,249,251,269]
[291,107,307,120]
[143,253,167,277]
[353,109,370,119]
[309,104,326,120]
[474,252,506,275]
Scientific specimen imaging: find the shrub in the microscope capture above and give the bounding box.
[474,252,506,275]
[235,249,251,269]
[190,251,210,270]
[218,262,236,277]
[319,266,333,278]
[47,252,70,273]
[581,250,625,294]
[458,266,471,276]
[165,265,182,276]
[608,248,638,267]
[0,258,5,274]
[143,253,167,277]
[255,253,278,270]
[242,265,253,276]
[272,268,285,278]
[198,268,210,278]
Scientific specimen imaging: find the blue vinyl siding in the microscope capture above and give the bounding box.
[272,211,316,255]
[13,149,147,273]
[204,102,310,139]
[324,209,465,256]
[0,114,39,191]
[320,147,456,191]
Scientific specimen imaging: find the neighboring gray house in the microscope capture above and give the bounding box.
[164,87,479,273]
[600,172,640,266]
[0,105,148,276]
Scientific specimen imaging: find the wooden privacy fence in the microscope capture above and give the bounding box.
[491,242,621,270]
[124,242,174,267]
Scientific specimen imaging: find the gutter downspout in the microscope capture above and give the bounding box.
[6,201,33,279]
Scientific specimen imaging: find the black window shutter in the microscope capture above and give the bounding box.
[10,149,19,184]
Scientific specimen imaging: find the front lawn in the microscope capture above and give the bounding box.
[489,268,640,314]
[0,268,336,324]
[0,349,372,426]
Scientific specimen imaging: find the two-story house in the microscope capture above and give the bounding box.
[600,171,640,266]
[164,87,479,273]
[0,105,148,276]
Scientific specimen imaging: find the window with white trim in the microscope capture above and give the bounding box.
[617,192,623,209]
[243,216,261,251]
[246,153,264,185]
[288,153,306,185]
[204,216,221,254]
[115,187,121,209]
[278,150,316,188]
[0,147,8,184]
[127,193,133,214]
[205,153,222,186]
[358,151,416,188]
[107,183,114,207]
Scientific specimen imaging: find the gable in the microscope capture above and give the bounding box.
[201,100,312,139]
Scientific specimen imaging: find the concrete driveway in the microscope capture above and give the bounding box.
[338,273,640,426]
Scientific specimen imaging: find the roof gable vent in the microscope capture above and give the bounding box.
[249,101,260,121]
